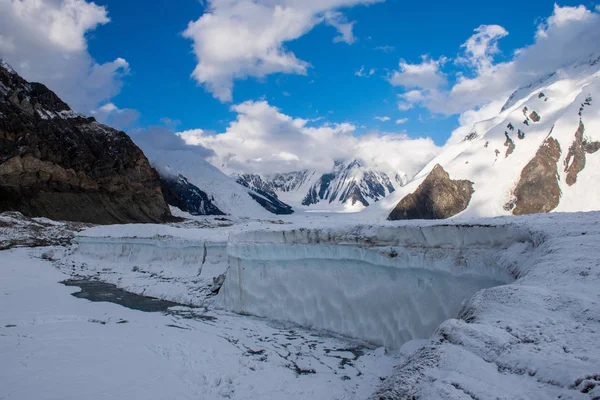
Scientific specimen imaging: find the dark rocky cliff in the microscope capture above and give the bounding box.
[0,61,171,224]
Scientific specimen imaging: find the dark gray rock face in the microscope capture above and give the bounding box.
[0,62,171,224]
[159,173,225,216]
[247,191,294,215]
[513,137,561,215]
[235,175,294,214]
[388,164,474,220]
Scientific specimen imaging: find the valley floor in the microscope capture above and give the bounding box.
[1,210,600,399]
[0,247,398,400]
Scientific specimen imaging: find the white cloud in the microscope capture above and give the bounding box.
[92,103,140,130]
[0,0,130,113]
[355,65,376,77]
[395,118,408,125]
[182,0,383,102]
[374,116,390,121]
[174,100,440,176]
[391,4,600,117]
[99,103,118,113]
[131,126,216,160]
[324,11,356,44]
[389,56,448,90]
[456,25,508,73]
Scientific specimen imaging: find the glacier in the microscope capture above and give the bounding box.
[48,211,600,399]
[216,224,530,349]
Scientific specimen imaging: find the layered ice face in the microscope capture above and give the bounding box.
[217,224,532,348]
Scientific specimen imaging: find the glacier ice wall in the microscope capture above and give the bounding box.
[70,236,229,305]
[217,224,533,348]
[74,236,227,274]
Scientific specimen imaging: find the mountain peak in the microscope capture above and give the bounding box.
[0,60,171,224]
[0,59,16,75]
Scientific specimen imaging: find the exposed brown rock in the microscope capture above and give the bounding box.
[564,121,587,186]
[513,137,561,215]
[0,62,171,224]
[388,164,474,220]
[529,111,541,122]
[504,133,516,158]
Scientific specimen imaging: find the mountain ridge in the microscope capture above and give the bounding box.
[236,159,404,212]
[376,54,600,220]
[0,60,171,224]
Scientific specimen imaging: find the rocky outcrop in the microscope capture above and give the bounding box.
[0,62,171,224]
[563,121,600,186]
[584,141,600,154]
[235,175,294,214]
[513,137,561,215]
[504,133,516,158]
[388,164,474,220]
[160,173,225,216]
[529,111,541,122]
[247,191,294,215]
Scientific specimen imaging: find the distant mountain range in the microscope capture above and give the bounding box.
[236,159,406,212]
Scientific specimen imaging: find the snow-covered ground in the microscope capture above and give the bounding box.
[1,247,398,400]
[2,210,600,399]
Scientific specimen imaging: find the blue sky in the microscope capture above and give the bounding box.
[1,0,599,175]
[83,0,589,144]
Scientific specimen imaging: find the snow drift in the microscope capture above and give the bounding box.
[217,223,532,348]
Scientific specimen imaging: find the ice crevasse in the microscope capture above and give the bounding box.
[216,223,533,349]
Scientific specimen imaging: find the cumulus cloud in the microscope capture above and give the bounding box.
[182,0,383,102]
[456,25,508,73]
[389,56,448,90]
[391,4,600,116]
[395,118,408,125]
[170,100,439,177]
[0,0,130,113]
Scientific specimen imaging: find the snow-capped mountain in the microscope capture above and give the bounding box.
[140,151,294,218]
[236,159,404,212]
[158,167,225,216]
[373,54,600,220]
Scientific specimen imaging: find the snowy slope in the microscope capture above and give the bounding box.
[237,159,404,212]
[138,148,277,218]
[369,55,600,220]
